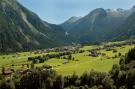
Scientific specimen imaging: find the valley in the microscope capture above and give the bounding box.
[0,0,135,88]
[0,41,134,75]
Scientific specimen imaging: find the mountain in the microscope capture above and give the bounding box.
[61,8,131,43]
[113,12,135,41]
[0,0,69,52]
[131,5,135,12]
[61,16,81,30]
[1,0,135,52]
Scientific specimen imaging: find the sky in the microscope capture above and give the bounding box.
[18,0,135,24]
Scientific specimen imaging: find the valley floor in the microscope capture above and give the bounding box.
[0,41,134,75]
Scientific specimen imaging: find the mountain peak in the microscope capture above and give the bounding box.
[117,8,124,12]
[91,8,106,13]
[88,8,107,17]
[67,16,80,23]
[132,5,135,9]
[106,9,114,12]
[131,5,135,12]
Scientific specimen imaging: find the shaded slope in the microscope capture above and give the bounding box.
[61,8,130,43]
[0,0,69,52]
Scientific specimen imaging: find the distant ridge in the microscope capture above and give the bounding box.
[60,6,134,43]
[0,0,135,52]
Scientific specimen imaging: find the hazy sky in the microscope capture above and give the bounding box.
[18,0,135,24]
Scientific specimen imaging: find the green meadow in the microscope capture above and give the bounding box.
[0,42,134,75]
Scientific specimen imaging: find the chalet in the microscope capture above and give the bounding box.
[4,69,14,76]
[63,60,69,64]
[43,65,53,70]
[17,69,32,75]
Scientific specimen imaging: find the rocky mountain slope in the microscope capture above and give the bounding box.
[1,0,135,52]
[0,0,70,52]
[61,7,133,43]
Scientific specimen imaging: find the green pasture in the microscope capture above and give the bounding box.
[0,42,134,75]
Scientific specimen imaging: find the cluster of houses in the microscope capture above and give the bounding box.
[102,40,135,50]
[31,45,81,55]
[27,45,83,64]
[88,50,100,57]
[2,42,129,77]
[88,49,106,57]
[2,64,53,77]
[86,44,123,59]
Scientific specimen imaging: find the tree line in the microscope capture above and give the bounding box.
[28,51,72,63]
[0,48,135,89]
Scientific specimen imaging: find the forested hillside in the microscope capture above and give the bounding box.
[0,0,70,52]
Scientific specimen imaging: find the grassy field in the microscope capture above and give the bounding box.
[0,42,134,75]
[36,45,134,75]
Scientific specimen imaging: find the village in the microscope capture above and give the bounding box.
[1,40,135,78]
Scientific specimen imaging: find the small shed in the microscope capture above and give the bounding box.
[4,69,13,76]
